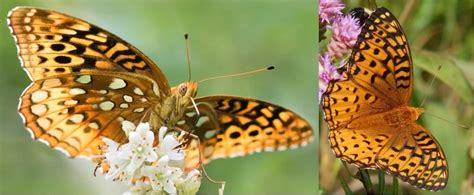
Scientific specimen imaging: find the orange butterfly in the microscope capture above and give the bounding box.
[8,7,313,169]
[322,7,448,191]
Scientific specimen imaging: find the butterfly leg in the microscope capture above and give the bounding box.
[181,97,202,143]
[181,100,220,147]
[189,99,219,135]
[174,126,226,194]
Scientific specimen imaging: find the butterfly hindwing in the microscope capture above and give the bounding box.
[329,122,448,191]
[329,124,393,168]
[376,123,448,191]
[182,96,313,170]
[19,74,158,157]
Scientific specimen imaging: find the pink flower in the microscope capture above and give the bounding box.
[319,0,345,23]
[327,15,361,58]
[319,53,343,101]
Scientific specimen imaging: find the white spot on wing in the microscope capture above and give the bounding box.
[24,25,32,32]
[109,78,126,89]
[26,9,37,17]
[99,101,114,111]
[69,88,86,95]
[31,90,48,103]
[123,95,133,103]
[69,114,85,124]
[64,100,78,106]
[75,75,92,84]
[38,138,51,146]
[88,122,99,129]
[49,128,63,138]
[42,78,62,88]
[277,145,288,151]
[31,104,47,116]
[98,90,108,94]
[264,147,274,152]
[37,118,51,129]
[27,34,36,41]
[119,103,129,108]
[186,112,196,117]
[230,151,244,158]
[133,108,144,113]
[133,87,144,95]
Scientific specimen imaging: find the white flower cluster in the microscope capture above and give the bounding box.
[99,121,201,195]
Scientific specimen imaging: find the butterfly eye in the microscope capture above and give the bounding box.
[179,85,188,96]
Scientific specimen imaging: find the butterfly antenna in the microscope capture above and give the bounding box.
[198,65,275,84]
[185,33,192,81]
[419,65,442,108]
[423,112,470,130]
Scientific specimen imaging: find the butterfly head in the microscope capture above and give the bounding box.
[173,81,198,99]
[407,107,425,120]
[413,107,425,119]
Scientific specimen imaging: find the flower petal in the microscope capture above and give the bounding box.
[121,121,136,135]
[158,126,168,142]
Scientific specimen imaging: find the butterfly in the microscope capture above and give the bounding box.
[321,7,448,191]
[8,7,313,170]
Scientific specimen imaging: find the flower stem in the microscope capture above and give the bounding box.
[338,175,353,195]
[392,176,399,195]
[358,169,374,195]
[377,170,385,194]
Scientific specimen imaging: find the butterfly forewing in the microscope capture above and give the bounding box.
[8,7,168,157]
[8,7,170,95]
[181,96,313,170]
[348,7,413,106]
[322,71,391,130]
[322,7,448,191]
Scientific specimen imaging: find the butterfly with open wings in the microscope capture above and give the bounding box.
[322,7,448,191]
[8,7,313,170]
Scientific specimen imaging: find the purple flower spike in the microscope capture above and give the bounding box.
[319,53,342,101]
[327,15,361,58]
[319,0,345,23]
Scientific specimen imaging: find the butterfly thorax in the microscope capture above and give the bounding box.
[149,82,198,130]
[347,107,424,129]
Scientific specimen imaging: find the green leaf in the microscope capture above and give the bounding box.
[412,49,474,103]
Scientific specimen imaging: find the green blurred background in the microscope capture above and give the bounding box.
[319,0,474,194]
[0,0,318,194]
